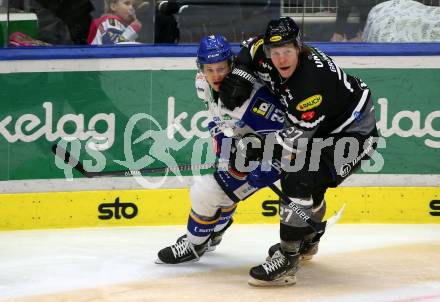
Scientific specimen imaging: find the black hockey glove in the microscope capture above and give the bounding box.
[236,133,264,161]
[219,65,256,111]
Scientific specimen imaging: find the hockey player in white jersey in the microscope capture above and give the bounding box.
[155,35,285,265]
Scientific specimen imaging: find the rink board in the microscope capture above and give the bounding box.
[0,187,439,230]
[0,48,439,231]
[0,56,440,182]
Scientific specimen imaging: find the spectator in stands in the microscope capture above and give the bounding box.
[362,0,440,42]
[330,0,374,42]
[87,0,142,45]
[9,0,94,45]
[154,0,180,44]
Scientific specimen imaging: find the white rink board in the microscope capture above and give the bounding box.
[1,56,440,73]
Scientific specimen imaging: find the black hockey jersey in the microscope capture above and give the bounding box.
[236,36,376,151]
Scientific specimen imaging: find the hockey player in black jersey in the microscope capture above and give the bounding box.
[220,17,379,286]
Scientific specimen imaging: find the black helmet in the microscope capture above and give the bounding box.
[263,17,302,49]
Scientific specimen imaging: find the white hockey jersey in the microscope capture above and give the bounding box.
[195,72,284,140]
[195,72,285,202]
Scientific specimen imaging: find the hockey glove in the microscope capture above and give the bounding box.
[219,65,256,111]
[247,160,281,189]
[236,133,264,162]
[208,121,225,158]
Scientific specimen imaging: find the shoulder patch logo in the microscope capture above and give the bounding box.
[301,111,315,121]
[296,94,322,111]
[252,97,273,118]
[269,35,282,42]
[251,39,264,57]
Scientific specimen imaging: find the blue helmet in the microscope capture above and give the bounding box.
[197,35,233,67]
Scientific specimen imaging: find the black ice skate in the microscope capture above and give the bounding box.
[206,218,233,251]
[248,249,300,287]
[155,237,206,264]
[267,239,320,261]
[206,229,224,252]
[299,239,320,260]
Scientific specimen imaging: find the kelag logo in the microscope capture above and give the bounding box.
[262,200,280,216]
[98,197,138,220]
[429,200,440,216]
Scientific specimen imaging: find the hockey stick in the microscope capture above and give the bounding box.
[52,143,344,232]
[51,144,220,178]
[269,184,345,235]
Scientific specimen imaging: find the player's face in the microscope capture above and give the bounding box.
[202,61,231,92]
[270,43,299,79]
[111,0,135,22]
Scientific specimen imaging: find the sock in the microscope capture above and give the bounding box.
[186,210,220,245]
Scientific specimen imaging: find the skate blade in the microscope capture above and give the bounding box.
[300,254,314,261]
[154,257,200,265]
[248,275,297,287]
[265,255,314,262]
[205,245,217,253]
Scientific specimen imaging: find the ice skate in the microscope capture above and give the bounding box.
[299,239,320,261]
[175,231,223,253]
[248,249,300,287]
[267,239,320,261]
[155,237,206,264]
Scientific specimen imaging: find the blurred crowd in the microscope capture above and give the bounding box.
[2,0,440,46]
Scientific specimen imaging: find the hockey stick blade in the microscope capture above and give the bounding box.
[324,203,346,229]
[269,184,345,234]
